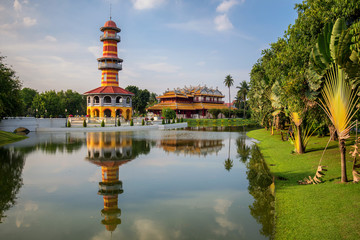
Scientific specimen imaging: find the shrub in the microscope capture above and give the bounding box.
[162,119,165,124]
[117,119,121,126]
[67,120,71,128]
[176,118,179,123]
[142,119,145,125]
[180,118,183,122]
[130,119,134,126]
[101,119,105,127]
[172,118,175,124]
[83,119,87,127]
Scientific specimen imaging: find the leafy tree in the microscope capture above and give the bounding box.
[126,85,155,114]
[0,56,23,118]
[162,107,176,121]
[223,75,234,113]
[20,87,38,116]
[208,109,221,119]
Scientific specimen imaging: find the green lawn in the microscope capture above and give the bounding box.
[0,130,27,146]
[247,129,360,240]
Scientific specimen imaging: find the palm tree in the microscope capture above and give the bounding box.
[237,81,250,118]
[223,75,234,116]
[319,64,359,182]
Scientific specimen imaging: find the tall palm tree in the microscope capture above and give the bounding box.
[237,80,250,118]
[223,75,234,116]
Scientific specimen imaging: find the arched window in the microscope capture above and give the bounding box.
[87,97,91,103]
[94,96,100,104]
[126,97,131,104]
[104,96,111,104]
[116,96,122,103]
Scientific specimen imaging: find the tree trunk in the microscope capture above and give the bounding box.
[228,87,231,117]
[296,125,304,154]
[328,124,338,141]
[243,95,246,119]
[339,139,348,183]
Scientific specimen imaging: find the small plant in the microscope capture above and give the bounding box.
[83,119,87,127]
[101,119,105,127]
[117,119,121,126]
[142,119,145,125]
[130,119,134,126]
[67,120,71,128]
[162,119,165,124]
[172,118,175,124]
[176,118,179,123]
[180,118,184,122]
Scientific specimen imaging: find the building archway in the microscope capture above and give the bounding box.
[116,96,122,104]
[116,109,122,117]
[104,109,112,117]
[93,109,100,117]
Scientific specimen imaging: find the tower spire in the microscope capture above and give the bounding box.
[110,3,112,20]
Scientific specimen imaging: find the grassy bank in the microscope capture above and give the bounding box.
[185,118,258,127]
[0,131,27,146]
[247,129,360,240]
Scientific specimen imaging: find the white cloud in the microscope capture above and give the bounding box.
[0,5,5,11]
[45,35,57,42]
[214,199,232,215]
[214,14,233,31]
[88,46,102,58]
[23,17,37,26]
[14,0,22,13]
[140,62,180,73]
[134,219,166,240]
[167,19,213,34]
[132,0,166,10]
[216,0,240,13]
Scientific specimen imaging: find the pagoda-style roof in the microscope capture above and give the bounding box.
[147,102,228,111]
[84,86,134,95]
[100,20,121,32]
[158,85,224,99]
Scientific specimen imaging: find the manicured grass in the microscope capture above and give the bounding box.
[247,129,360,240]
[0,130,27,146]
[185,118,258,127]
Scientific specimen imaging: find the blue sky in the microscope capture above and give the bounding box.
[0,0,299,101]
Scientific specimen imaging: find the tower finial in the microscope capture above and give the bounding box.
[110,3,112,20]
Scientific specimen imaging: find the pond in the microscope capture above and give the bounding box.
[0,128,274,240]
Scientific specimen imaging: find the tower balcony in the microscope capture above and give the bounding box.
[98,62,122,70]
[100,34,120,42]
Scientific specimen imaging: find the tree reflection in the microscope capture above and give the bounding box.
[245,144,275,238]
[236,136,251,163]
[0,148,25,223]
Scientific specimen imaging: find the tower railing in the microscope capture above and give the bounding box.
[100,34,120,42]
[98,62,122,70]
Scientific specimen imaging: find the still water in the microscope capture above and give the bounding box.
[0,128,274,240]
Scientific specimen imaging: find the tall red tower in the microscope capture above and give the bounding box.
[84,19,134,120]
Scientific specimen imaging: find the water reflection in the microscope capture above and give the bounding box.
[242,142,275,239]
[159,138,223,156]
[0,148,25,223]
[85,132,152,233]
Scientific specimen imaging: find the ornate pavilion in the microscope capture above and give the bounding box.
[84,19,134,120]
[147,85,228,118]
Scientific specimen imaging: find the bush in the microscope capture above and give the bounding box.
[176,118,179,123]
[162,119,165,124]
[142,119,145,125]
[130,119,134,126]
[180,118,183,122]
[117,119,121,126]
[83,119,87,127]
[101,119,105,127]
[172,118,175,124]
[67,120,71,128]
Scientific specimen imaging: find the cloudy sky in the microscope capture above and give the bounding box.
[0,0,298,101]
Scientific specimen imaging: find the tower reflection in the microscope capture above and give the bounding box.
[86,132,151,233]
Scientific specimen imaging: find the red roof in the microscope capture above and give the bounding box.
[84,86,134,95]
[104,20,117,28]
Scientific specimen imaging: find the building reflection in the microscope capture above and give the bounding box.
[159,138,223,156]
[85,132,151,233]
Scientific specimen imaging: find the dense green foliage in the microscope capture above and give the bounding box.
[0,56,23,118]
[161,107,176,121]
[125,85,157,114]
[248,0,360,130]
